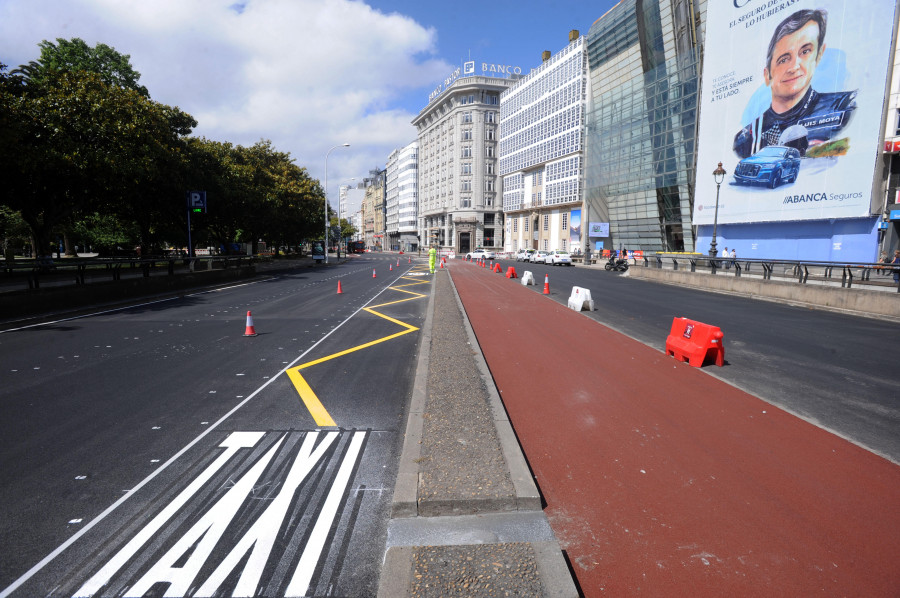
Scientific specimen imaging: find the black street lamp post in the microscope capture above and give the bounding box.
[709,162,727,259]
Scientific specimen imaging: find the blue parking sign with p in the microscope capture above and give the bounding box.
[188,191,207,212]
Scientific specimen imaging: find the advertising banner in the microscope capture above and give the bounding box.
[570,209,582,251]
[588,222,610,237]
[694,0,897,225]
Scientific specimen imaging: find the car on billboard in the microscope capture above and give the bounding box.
[733,146,801,189]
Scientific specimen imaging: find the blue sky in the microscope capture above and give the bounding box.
[1,0,617,210]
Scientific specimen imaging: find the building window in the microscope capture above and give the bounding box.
[462,145,472,158]
[896,109,900,135]
[463,112,472,123]
[485,179,494,192]
[562,213,568,230]
[524,218,529,232]
[543,239,548,250]
[461,163,472,174]
[486,111,496,123]
[543,214,549,231]
[562,239,567,250]
[485,213,495,225]
[461,198,471,207]
[486,128,495,141]
[486,94,499,105]
[486,162,495,175]
[461,180,471,191]
[485,195,493,207]
[513,217,518,232]
[463,128,472,140]
[486,145,495,158]
[484,228,495,245]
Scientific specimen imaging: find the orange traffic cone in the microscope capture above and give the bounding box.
[408,257,411,264]
[481,259,486,268]
[243,311,258,336]
[373,268,377,278]
[397,259,400,266]
[390,263,393,271]
[440,260,444,269]
[337,280,343,294]
[543,274,550,295]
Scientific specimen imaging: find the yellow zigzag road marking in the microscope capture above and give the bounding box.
[287,274,431,426]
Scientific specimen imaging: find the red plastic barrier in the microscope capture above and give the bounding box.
[506,267,518,279]
[665,317,725,367]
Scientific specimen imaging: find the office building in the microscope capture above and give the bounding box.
[583,0,706,254]
[413,68,518,254]
[500,31,587,255]
[385,141,419,252]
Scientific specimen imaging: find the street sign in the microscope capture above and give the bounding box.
[187,191,207,213]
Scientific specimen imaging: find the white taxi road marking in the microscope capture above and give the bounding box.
[0,273,407,598]
[74,430,366,598]
[71,432,267,597]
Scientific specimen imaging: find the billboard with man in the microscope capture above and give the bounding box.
[694,0,898,225]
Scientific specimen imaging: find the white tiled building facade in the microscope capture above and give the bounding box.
[500,32,587,255]
[385,141,419,252]
[413,76,515,254]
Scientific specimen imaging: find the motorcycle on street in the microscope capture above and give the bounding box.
[605,255,629,272]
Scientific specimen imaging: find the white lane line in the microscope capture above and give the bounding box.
[0,278,267,334]
[0,276,402,598]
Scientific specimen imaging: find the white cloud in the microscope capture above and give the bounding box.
[0,0,450,196]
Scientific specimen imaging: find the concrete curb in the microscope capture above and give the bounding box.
[378,541,577,597]
[390,271,436,518]
[382,267,576,596]
[389,270,541,518]
[446,268,542,512]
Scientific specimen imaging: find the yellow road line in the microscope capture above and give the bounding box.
[286,368,337,427]
[287,271,431,426]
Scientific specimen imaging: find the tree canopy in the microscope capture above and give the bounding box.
[0,39,341,259]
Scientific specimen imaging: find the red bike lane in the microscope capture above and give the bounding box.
[448,262,900,596]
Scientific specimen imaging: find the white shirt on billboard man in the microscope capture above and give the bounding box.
[733,8,856,159]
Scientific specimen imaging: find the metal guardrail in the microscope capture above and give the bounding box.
[2,255,258,291]
[643,254,900,293]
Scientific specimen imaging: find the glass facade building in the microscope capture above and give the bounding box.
[584,0,706,253]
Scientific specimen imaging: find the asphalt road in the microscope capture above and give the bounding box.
[496,258,900,462]
[0,254,430,598]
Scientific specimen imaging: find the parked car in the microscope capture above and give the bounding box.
[515,248,536,262]
[733,145,801,189]
[531,250,550,264]
[466,248,496,260]
[546,250,573,266]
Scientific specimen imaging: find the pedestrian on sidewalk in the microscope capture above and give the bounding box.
[722,246,730,269]
[878,250,889,275]
[892,250,900,284]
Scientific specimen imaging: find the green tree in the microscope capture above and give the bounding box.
[13,37,149,96]
[0,69,194,256]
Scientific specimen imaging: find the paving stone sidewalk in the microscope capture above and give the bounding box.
[379,268,578,597]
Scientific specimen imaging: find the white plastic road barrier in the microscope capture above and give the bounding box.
[521,271,535,286]
[567,286,594,311]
